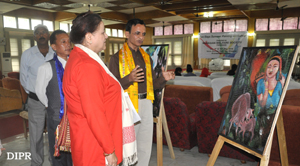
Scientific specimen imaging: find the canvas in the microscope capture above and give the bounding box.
[218,46,298,154]
[141,44,169,117]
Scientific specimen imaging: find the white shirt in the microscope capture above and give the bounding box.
[20,46,55,93]
[35,56,67,107]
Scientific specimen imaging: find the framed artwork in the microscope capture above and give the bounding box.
[218,46,299,154]
[141,44,169,117]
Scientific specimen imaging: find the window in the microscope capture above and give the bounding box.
[256,39,266,47]
[43,20,53,31]
[164,26,172,35]
[113,43,119,54]
[212,21,222,33]
[31,19,42,30]
[223,20,235,32]
[174,41,182,54]
[174,25,183,35]
[269,39,280,46]
[18,18,30,30]
[10,38,18,57]
[105,28,111,36]
[12,59,19,72]
[3,16,17,28]
[165,42,172,55]
[60,23,69,32]
[200,21,211,33]
[236,19,247,31]
[109,43,113,55]
[224,60,230,66]
[154,27,163,36]
[10,38,19,72]
[167,56,172,66]
[283,17,298,30]
[283,38,295,46]
[174,56,181,66]
[69,23,73,31]
[112,29,118,37]
[269,18,282,30]
[21,39,31,52]
[256,19,268,31]
[118,29,123,38]
[184,24,193,34]
[155,38,182,69]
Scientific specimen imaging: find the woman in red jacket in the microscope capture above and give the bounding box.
[63,12,122,166]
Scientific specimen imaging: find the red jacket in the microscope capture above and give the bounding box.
[63,46,122,166]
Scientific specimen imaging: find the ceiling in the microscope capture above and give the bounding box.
[0,0,300,27]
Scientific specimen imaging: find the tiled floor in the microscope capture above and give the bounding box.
[0,134,258,166]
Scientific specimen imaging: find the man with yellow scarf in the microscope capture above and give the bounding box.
[109,19,175,166]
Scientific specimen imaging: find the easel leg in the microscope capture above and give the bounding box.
[206,136,225,166]
[156,117,163,166]
[260,136,272,166]
[161,105,175,159]
[276,110,289,166]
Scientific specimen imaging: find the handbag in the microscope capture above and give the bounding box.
[54,99,71,157]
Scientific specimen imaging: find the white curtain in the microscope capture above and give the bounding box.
[182,36,193,68]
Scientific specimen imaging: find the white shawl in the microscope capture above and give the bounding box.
[75,44,138,166]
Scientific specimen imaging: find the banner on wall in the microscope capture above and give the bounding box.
[198,32,248,59]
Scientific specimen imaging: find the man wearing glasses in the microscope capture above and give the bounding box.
[20,24,55,166]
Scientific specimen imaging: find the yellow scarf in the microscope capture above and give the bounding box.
[119,43,154,113]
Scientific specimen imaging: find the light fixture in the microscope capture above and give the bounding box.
[203,12,214,18]
[247,32,256,36]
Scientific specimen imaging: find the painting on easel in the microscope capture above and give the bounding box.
[141,44,169,117]
[218,46,298,154]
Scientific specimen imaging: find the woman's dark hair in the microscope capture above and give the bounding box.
[186,64,193,73]
[268,55,282,80]
[125,19,146,33]
[50,30,67,45]
[175,67,182,76]
[70,12,102,44]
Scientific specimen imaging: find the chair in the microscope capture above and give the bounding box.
[0,87,22,113]
[2,77,30,139]
[7,72,20,80]
[195,101,257,161]
[164,84,213,115]
[210,72,228,76]
[174,76,212,87]
[153,97,197,150]
[287,79,300,90]
[173,80,204,86]
[268,105,300,166]
[211,77,234,101]
[2,77,27,106]
[219,85,232,102]
[194,71,201,76]
[282,89,300,106]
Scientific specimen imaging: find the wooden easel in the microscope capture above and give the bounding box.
[206,110,288,166]
[153,88,175,166]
